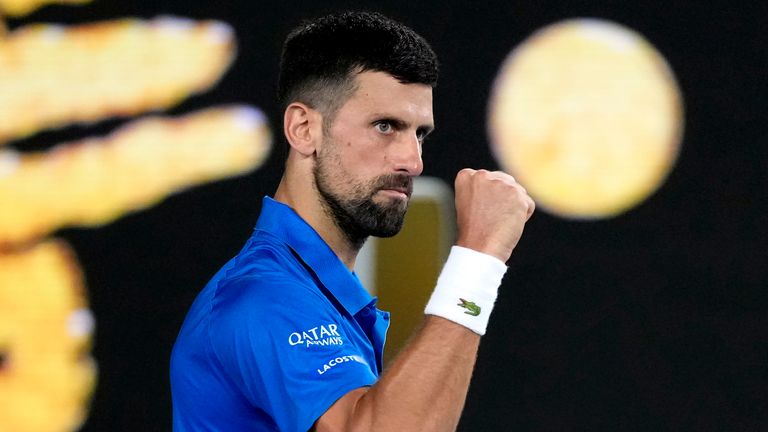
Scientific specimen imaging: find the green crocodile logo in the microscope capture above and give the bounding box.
[457,298,481,316]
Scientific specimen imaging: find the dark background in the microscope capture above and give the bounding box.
[11,0,768,430]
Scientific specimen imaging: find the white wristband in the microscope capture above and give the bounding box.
[424,246,507,335]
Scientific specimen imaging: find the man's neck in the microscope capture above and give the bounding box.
[273,177,360,271]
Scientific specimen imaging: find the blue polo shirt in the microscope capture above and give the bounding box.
[171,197,390,431]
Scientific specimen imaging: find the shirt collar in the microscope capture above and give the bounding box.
[254,196,374,316]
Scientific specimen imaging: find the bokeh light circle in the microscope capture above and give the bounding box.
[488,19,684,219]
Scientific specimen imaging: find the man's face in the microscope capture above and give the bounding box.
[313,71,434,245]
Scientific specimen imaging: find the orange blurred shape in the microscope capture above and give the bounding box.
[0,0,89,17]
[0,105,271,246]
[0,17,236,144]
[0,239,95,432]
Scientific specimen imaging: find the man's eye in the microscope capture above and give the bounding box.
[374,122,393,134]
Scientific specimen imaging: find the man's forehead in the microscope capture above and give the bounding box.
[348,72,433,116]
[352,71,432,93]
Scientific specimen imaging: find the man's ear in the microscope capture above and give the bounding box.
[283,102,322,156]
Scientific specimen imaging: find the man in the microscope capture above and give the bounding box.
[171,11,534,431]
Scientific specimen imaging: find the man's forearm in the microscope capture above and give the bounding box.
[344,315,480,431]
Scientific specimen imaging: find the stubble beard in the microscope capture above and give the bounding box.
[313,147,413,250]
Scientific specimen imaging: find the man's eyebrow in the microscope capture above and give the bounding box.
[371,115,434,133]
[379,117,409,129]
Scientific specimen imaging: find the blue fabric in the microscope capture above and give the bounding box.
[171,197,390,431]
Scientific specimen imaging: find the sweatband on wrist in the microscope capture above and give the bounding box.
[424,246,508,335]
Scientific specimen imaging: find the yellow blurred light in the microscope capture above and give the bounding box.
[488,19,683,219]
[0,5,272,429]
[0,17,236,144]
[0,240,95,432]
[0,0,89,17]
[0,106,271,246]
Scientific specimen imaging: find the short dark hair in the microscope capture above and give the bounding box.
[278,11,439,125]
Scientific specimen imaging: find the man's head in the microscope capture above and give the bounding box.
[278,11,438,128]
[279,12,438,250]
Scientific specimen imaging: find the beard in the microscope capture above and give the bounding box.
[313,149,413,250]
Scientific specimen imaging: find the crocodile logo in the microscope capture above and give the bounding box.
[457,298,481,316]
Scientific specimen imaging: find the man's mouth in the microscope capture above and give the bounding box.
[378,187,410,199]
[377,176,412,199]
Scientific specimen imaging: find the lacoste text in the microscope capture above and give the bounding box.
[317,355,367,375]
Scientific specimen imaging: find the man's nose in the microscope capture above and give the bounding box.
[391,132,423,176]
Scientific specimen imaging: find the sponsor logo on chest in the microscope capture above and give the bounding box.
[288,323,344,348]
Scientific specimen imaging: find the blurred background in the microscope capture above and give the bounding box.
[1,0,766,430]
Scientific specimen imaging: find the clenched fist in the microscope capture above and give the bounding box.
[454,169,535,262]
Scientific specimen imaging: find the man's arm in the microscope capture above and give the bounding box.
[317,316,479,431]
[315,169,535,431]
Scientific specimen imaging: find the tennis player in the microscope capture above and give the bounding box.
[171,11,534,431]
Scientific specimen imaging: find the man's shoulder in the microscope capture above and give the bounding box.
[211,232,324,314]
[225,230,310,282]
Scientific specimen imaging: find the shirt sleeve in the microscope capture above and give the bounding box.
[209,275,376,432]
